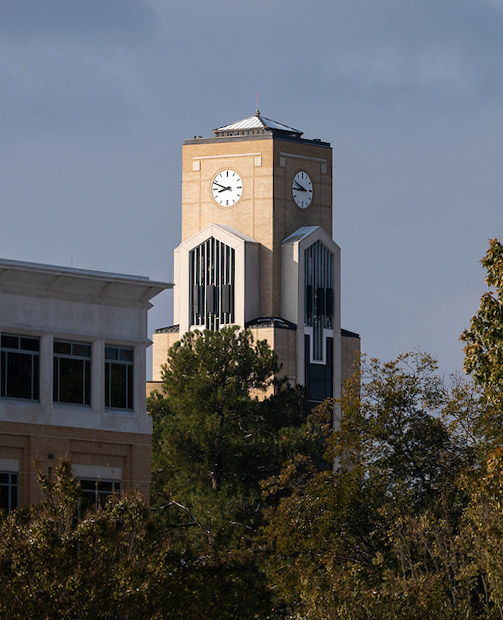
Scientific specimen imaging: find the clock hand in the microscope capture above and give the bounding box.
[213,181,229,190]
[294,182,307,192]
[218,186,232,192]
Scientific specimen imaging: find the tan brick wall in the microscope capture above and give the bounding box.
[153,131,341,406]
[152,331,181,381]
[146,381,164,397]
[341,333,361,392]
[0,421,152,507]
[182,139,275,247]
[181,136,332,318]
[247,325,298,393]
[271,140,332,315]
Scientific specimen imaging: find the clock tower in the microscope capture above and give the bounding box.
[152,111,360,404]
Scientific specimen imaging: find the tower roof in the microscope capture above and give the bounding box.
[213,111,303,138]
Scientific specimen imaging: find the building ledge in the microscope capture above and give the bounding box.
[246,317,297,330]
[155,324,180,334]
[341,328,360,339]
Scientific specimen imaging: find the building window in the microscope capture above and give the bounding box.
[0,472,18,513]
[79,478,121,509]
[305,241,334,361]
[105,346,133,410]
[305,335,334,404]
[190,237,235,330]
[53,340,91,405]
[1,334,39,400]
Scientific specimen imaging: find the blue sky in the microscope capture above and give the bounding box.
[1,0,503,377]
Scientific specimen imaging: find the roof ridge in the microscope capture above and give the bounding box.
[214,113,302,136]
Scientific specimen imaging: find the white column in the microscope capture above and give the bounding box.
[39,333,53,407]
[134,343,146,416]
[91,339,104,416]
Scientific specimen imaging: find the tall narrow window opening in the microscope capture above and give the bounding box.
[105,346,133,410]
[0,471,18,513]
[304,241,334,361]
[190,237,235,330]
[304,335,334,403]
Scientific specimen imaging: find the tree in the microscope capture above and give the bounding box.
[149,327,319,548]
[458,238,503,616]
[0,459,283,620]
[260,353,482,619]
[462,238,503,405]
[0,460,188,620]
[148,327,325,619]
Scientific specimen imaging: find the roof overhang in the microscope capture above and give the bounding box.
[0,258,172,306]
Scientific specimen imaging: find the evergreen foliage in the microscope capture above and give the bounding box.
[149,326,322,618]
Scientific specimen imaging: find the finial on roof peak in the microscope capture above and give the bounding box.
[256,89,260,116]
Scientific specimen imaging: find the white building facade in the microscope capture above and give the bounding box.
[0,258,169,510]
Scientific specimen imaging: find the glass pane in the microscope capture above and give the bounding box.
[79,479,120,508]
[20,337,39,352]
[0,473,16,513]
[105,363,110,408]
[80,489,97,510]
[1,335,18,350]
[110,363,127,408]
[127,365,133,409]
[1,351,5,397]
[105,347,118,361]
[58,358,85,404]
[54,341,71,355]
[6,352,33,399]
[119,348,133,362]
[0,487,8,512]
[84,360,90,405]
[53,358,58,401]
[33,355,39,401]
[97,480,114,492]
[80,479,96,491]
[72,343,91,358]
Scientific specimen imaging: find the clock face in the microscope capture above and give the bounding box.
[292,171,313,209]
[211,170,243,207]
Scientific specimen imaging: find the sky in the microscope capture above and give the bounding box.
[1,0,503,379]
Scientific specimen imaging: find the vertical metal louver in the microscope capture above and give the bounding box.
[190,238,235,330]
[304,241,334,360]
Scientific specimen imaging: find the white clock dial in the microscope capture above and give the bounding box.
[292,171,313,209]
[211,170,243,207]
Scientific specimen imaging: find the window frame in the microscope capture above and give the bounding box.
[104,345,134,411]
[0,471,18,513]
[78,477,121,508]
[0,334,40,401]
[53,339,92,406]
